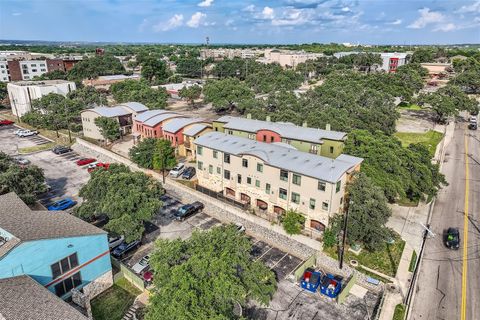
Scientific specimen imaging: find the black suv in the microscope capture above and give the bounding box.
[468,122,477,130]
[52,145,72,154]
[445,228,460,250]
[174,201,204,221]
[112,240,141,258]
[182,167,196,180]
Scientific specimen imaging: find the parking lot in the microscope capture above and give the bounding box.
[0,125,91,207]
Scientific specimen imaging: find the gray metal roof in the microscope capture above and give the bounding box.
[0,193,106,258]
[143,113,184,127]
[163,118,206,134]
[195,132,362,183]
[0,275,89,320]
[183,123,210,137]
[117,102,149,112]
[84,106,130,117]
[135,109,172,123]
[215,116,346,142]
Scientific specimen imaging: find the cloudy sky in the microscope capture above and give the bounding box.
[1,0,479,44]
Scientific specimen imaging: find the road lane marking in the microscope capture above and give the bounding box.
[461,132,469,320]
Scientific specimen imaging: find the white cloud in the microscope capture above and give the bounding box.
[408,8,445,29]
[341,7,350,12]
[12,12,22,16]
[198,0,213,7]
[262,6,274,19]
[434,23,457,32]
[187,12,207,28]
[272,8,310,26]
[388,19,402,25]
[243,4,255,12]
[153,14,184,32]
[456,1,480,13]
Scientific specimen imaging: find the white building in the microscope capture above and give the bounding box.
[7,80,76,117]
[333,51,408,73]
[0,61,8,82]
[260,49,324,69]
[19,60,48,80]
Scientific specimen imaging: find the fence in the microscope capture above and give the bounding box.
[337,272,358,304]
[293,254,317,282]
[111,258,145,292]
[195,185,249,210]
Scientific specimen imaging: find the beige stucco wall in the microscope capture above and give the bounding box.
[81,110,103,140]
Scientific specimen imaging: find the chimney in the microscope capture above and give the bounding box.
[302,121,308,127]
[266,115,271,122]
[326,123,331,131]
[247,113,252,119]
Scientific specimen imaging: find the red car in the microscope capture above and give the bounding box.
[76,158,96,166]
[87,162,110,173]
[0,120,14,126]
[143,271,153,283]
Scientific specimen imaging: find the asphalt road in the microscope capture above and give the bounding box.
[411,118,480,320]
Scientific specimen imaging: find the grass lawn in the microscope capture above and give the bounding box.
[19,142,56,154]
[324,234,405,278]
[91,277,141,320]
[397,102,423,111]
[408,250,417,272]
[394,130,443,157]
[393,304,406,320]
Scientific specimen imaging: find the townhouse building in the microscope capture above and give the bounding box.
[162,117,209,156]
[213,115,347,159]
[133,109,185,139]
[181,123,212,158]
[194,132,363,232]
[0,192,113,301]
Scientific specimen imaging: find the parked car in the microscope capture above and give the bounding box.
[52,145,72,154]
[14,129,27,135]
[470,116,477,123]
[169,163,185,178]
[86,162,99,169]
[445,227,460,250]
[234,223,246,233]
[87,162,110,173]
[47,198,77,211]
[91,214,109,228]
[174,201,204,221]
[108,235,125,250]
[112,240,141,259]
[132,255,150,274]
[13,157,30,165]
[143,270,153,283]
[76,158,96,166]
[469,122,477,130]
[0,119,14,126]
[18,130,39,137]
[182,167,196,180]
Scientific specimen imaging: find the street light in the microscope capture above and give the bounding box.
[339,200,353,270]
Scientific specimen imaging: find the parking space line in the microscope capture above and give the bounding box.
[255,246,273,262]
[285,259,305,280]
[269,252,289,270]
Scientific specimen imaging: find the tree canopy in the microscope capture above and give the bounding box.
[281,210,306,235]
[0,152,46,205]
[203,78,255,113]
[146,225,276,320]
[67,54,126,81]
[110,80,168,110]
[179,84,202,107]
[75,164,164,242]
[140,56,171,84]
[129,138,177,171]
[176,57,203,78]
[67,86,108,108]
[94,116,120,142]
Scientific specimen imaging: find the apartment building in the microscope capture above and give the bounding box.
[194,132,363,231]
[333,51,409,73]
[0,57,82,82]
[181,123,212,158]
[162,117,209,152]
[259,49,324,68]
[213,115,347,159]
[7,80,76,117]
[200,48,260,60]
[133,109,185,139]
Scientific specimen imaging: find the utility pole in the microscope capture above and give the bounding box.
[339,200,353,269]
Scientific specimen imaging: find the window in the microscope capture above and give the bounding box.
[227,130,233,135]
[224,153,230,164]
[213,150,218,159]
[279,188,287,200]
[40,63,45,67]
[257,163,263,172]
[208,165,213,174]
[237,174,242,184]
[318,181,326,191]
[247,177,252,184]
[322,202,329,211]
[265,183,271,194]
[51,253,78,279]
[309,198,316,210]
[31,64,36,67]
[216,167,221,174]
[270,136,274,142]
[336,181,341,193]
[31,69,37,72]
[242,159,248,168]
[54,272,82,297]
[280,170,288,182]
[224,170,231,180]
[197,161,203,170]
[197,146,203,155]
[330,146,334,153]
[292,174,301,186]
[263,135,267,142]
[40,68,46,72]
[255,180,260,187]
[310,144,318,154]
[248,133,255,140]
[291,192,300,204]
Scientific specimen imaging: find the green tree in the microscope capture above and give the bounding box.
[152,139,177,183]
[345,172,392,250]
[75,164,164,242]
[411,48,434,63]
[110,80,168,109]
[94,116,120,142]
[0,152,46,205]
[146,225,276,320]
[0,82,7,102]
[67,54,126,81]
[141,56,171,84]
[176,57,203,78]
[129,138,157,169]
[178,85,202,107]
[281,210,306,235]
[32,69,67,80]
[67,86,108,108]
[203,78,254,113]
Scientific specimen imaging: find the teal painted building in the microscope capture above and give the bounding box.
[0,193,113,300]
